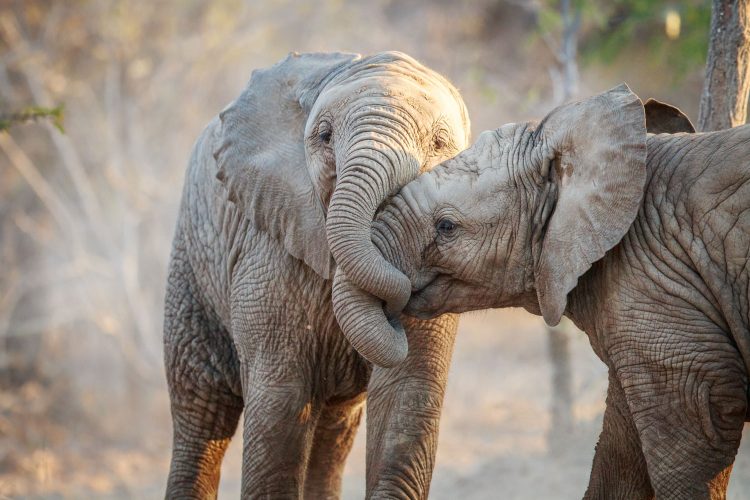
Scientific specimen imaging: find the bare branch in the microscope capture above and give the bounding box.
[0,133,78,234]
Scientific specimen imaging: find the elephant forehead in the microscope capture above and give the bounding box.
[334,52,444,88]
[321,76,457,113]
[447,181,505,217]
[437,130,505,177]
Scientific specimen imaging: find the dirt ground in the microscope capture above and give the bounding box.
[175,309,750,499]
[5,308,750,499]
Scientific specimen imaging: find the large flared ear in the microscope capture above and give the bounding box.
[644,98,695,133]
[534,84,648,325]
[214,52,360,279]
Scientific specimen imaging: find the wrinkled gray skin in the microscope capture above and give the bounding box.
[164,51,469,498]
[346,85,750,499]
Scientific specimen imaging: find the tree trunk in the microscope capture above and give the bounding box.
[559,0,581,102]
[546,0,580,456]
[547,0,581,104]
[698,0,750,131]
[547,322,574,456]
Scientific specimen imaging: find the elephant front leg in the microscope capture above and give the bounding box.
[584,370,653,500]
[365,314,458,499]
[304,395,366,499]
[609,320,747,500]
[238,356,319,498]
[164,251,243,499]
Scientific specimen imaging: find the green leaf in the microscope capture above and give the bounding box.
[0,104,65,133]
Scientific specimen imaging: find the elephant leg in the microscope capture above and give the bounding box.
[625,382,743,499]
[584,370,653,500]
[303,394,366,499]
[610,320,747,500]
[236,344,319,498]
[365,314,458,499]
[164,252,243,498]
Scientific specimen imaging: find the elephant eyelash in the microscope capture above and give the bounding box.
[430,125,454,155]
[319,129,332,144]
[436,217,457,235]
[317,119,333,145]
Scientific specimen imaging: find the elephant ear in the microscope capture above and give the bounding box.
[214,52,360,279]
[534,84,648,325]
[644,98,695,133]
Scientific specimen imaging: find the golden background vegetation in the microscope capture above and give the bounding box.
[1,1,747,498]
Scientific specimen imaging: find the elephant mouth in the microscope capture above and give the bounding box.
[404,273,449,319]
[407,274,501,319]
[410,270,439,293]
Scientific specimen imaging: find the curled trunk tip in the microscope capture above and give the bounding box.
[332,268,408,367]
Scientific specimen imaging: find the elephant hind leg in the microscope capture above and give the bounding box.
[304,394,366,499]
[164,252,243,498]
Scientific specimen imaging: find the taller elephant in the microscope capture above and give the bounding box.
[163,51,470,498]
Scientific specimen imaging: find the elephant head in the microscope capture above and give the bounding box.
[213,52,469,366]
[337,84,659,364]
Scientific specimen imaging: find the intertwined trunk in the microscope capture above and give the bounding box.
[330,177,429,367]
[327,128,419,366]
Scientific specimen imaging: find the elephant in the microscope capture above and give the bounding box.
[336,85,750,499]
[163,51,470,498]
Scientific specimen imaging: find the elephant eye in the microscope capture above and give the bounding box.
[436,217,457,235]
[318,121,333,144]
[432,129,451,153]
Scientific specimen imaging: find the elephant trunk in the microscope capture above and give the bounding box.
[332,267,408,367]
[327,132,419,366]
[332,190,424,367]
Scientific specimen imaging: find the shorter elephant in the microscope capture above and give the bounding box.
[164,51,471,499]
[336,85,750,499]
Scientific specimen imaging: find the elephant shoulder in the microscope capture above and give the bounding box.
[177,118,246,296]
[182,118,232,230]
[689,127,750,216]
